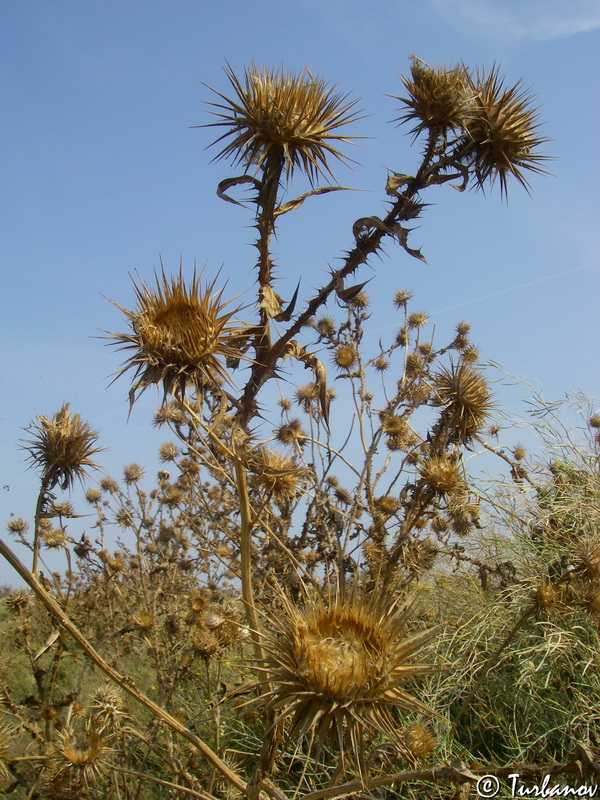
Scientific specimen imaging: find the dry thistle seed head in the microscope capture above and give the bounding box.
[396,56,471,138]
[6,516,28,534]
[191,628,220,659]
[401,539,438,574]
[316,315,337,337]
[381,413,408,435]
[402,721,436,761]
[249,449,305,500]
[420,453,461,496]
[50,500,75,517]
[461,344,480,363]
[21,403,103,491]
[115,507,134,528]
[159,441,179,461]
[405,351,424,378]
[512,444,526,461]
[84,487,101,503]
[204,61,362,182]
[333,343,358,371]
[583,587,600,616]
[91,684,129,729]
[376,495,400,516]
[573,537,600,582]
[374,355,389,372]
[396,326,409,347]
[4,588,31,614]
[334,486,353,505]
[433,362,494,443]
[257,584,440,772]
[41,527,67,549]
[123,463,144,484]
[99,476,118,493]
[407,311,428,329]
[45,725,113,799]
[276,418,307,447]
[460,66,550,199]
[533,580,559,613]
[393,289,413,308]
[107,266,247,408]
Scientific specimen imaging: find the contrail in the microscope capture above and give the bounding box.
[367,259,599,335]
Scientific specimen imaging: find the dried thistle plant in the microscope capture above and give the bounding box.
[2,55,570,800]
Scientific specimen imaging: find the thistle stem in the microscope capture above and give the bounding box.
[234,456,264,662]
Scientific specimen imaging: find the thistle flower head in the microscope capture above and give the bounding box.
[420,453,461,496]
[249,448,305,501]
[396,56,471,138]
[204,61,361,182]
[45,725,113,799]
[433,362,494,444]
[107,265,247,407]
[21,404,102,490]
[4,588,30,614]
[257,583,440,774]
[461,66,550,198]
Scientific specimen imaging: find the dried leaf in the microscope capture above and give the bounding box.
[260,285,284,318]
[216,175,260,206]
[34,628,60,660]
[274,280,301,322]
[352,215,391,241]
[275,185,360,217]
[336,279,372,303]
[386,172,413,196]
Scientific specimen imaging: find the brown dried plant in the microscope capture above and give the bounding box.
[0,56,569,800]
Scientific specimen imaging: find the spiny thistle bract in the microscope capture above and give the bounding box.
[107,266,247,407]
[21,403,103,490]
[256,583,440,775]
[204,61,362,181]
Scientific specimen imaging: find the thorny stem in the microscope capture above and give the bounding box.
[32,472,53,576]
[236,142,440,429]
[234,456,264,663]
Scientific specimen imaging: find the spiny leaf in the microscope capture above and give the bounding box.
[386,172,413,196]
[392,224,427,262]
[336,279,372,304]
[274,280,301,322]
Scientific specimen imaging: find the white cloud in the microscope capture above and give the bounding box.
[427,0,600,40]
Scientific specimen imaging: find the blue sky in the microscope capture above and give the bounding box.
[1,1,599,583]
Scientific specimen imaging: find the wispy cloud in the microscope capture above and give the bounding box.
[426,0,600,40]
